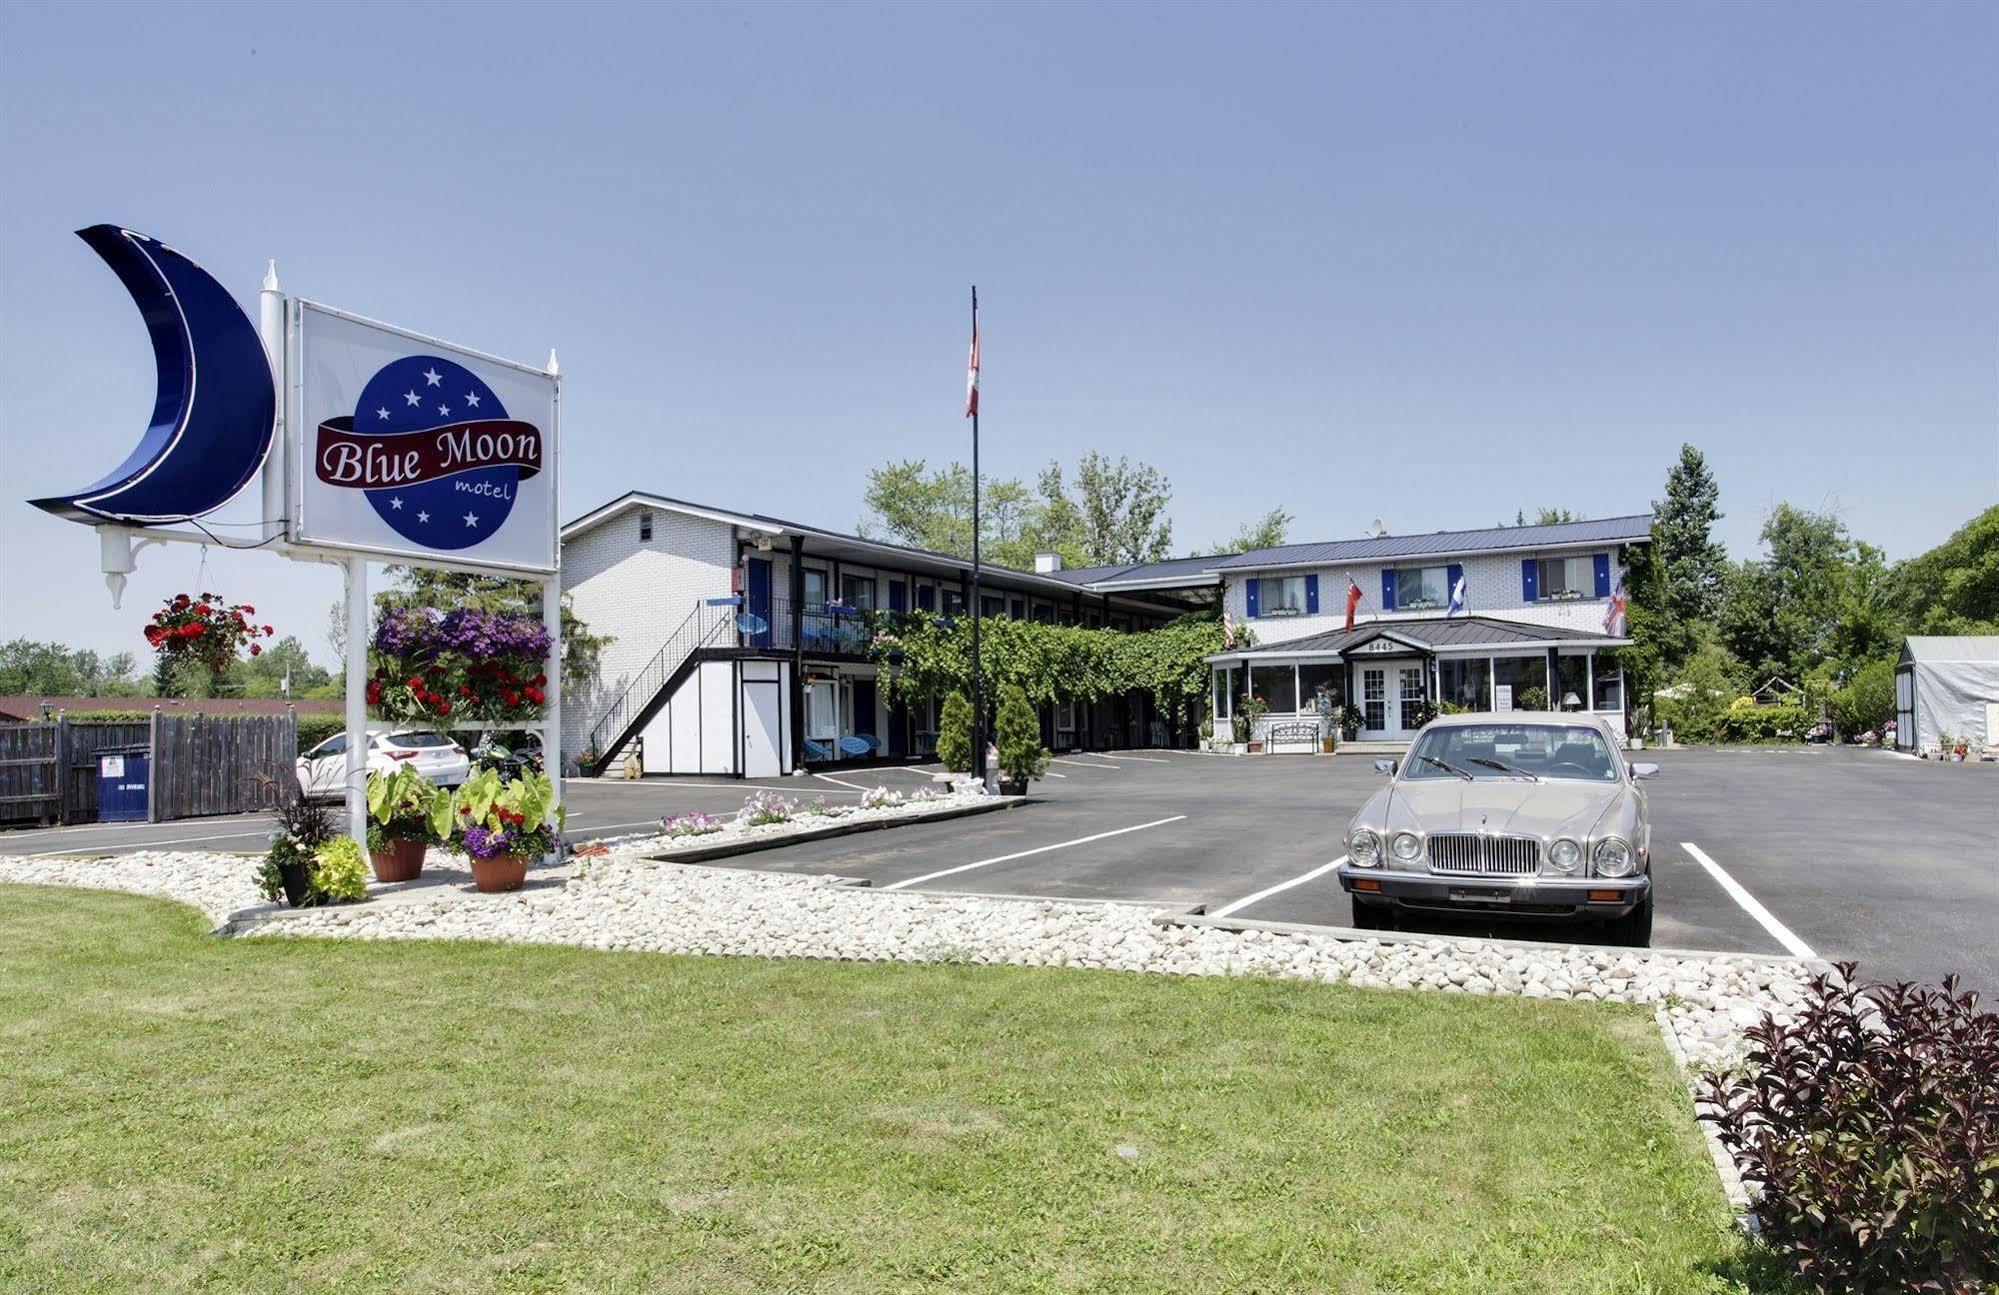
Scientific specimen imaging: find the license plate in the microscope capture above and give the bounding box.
[1449,889,1513,905]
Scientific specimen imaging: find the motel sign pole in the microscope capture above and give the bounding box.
[968,285,985,780]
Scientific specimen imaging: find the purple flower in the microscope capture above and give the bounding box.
[462,825,519,859]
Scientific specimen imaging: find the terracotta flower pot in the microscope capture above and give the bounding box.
[468,852,529,893]
[1246,741,1264,754]
[369,837,426,883]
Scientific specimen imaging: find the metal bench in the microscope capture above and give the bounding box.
[1265,721,1322,754]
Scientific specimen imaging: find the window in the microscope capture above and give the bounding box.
[1362,669,1386,731]
[840,574,875,611]
[1439,658,1491,710]
[1399,666,1427,722]
[1397,566,1450,610]
[1493,656,1550,711]
[806,681,837,739]
[1555,655,1590,710]
[1593,661,1624,714]
[1032,604,1054,624]
[980,594,1006,618]
[1256,575,1306,616]
[1250,664,1298,714]
[942,589,966,615]
[1403,724,1619,782]
[638,511,653,542]
[1537,555,1590,601]
[802,569,828,612]
[1299,663,1343,712]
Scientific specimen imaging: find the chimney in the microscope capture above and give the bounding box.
[1034,551,1062,573]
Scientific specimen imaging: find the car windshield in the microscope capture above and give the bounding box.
[1403,723,1620,782]
[386,731,455,749]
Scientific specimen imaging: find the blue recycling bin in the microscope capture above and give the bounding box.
[97,750,149,822]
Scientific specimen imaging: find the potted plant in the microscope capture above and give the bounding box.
[1238,693,1270,753]
[365,763,448,883]
[446,767,564,893]
[993,685,1050,795]
[256,788,336,907]
[1339,704,1364,742]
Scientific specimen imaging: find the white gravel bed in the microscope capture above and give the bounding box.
[618,785,1002,854]
[0,840,1808,1072]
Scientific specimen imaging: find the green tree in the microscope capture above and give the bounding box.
[1219,507,1292,554]
[993,685,1050,785]
[229,635,335,699]
[1648,444,1728,666]
[1074,451,1173,565]
[1720,505,1879,683]
[0,641,143,697]
[1504,507,1582,526]
[1880,504,1999,635]
[1655,638,1745,741]
[1829,657,1896,738]
[935,691,974,773]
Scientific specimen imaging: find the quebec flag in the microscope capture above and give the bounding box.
[1447,573,1467,617]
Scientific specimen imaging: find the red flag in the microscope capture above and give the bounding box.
[964,313,980,418]
[1344,579,1363,631]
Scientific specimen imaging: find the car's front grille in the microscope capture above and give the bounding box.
[1426,833,1541,875]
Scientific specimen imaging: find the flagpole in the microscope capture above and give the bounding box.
[969,285,985,780]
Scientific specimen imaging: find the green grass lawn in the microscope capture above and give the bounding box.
[0,884,1759,1294]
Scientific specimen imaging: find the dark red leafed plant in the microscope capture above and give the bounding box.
[1700,962,1998,1293]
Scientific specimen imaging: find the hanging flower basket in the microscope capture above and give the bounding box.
[143,592,272,692]
[370,608,551,726]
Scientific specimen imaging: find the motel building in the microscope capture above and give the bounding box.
[1200,515,1649,746]
[560,496,1648,778]
[559,493,1207,778]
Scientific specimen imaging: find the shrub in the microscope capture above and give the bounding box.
[1701,963,1998,1293]
[936,691,974,773]
[1831,658,1897,739]
[739,790,793,826]
[296,714,344,754]
[1716,702,1811,744]
[994,685,1049,785]
[256,786,337,904]
[308,837,370,902]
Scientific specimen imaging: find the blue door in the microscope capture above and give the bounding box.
[745,558,773,648]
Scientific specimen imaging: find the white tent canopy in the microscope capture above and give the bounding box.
[1895,636,1999,754]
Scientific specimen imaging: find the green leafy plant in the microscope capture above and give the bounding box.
[446,767,565,861]
[1516,686,1549,712]
[994,685,1049,785]
[309,837,369,902]
[255,782,337,904]
[936,691,974,773]
[1701,963,1998,1292]
[365,764,446,852]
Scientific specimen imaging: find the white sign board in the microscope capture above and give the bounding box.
[288,301,558,574]
[1495,685,1513,712]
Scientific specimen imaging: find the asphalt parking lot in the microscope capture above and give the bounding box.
[5,746,1993,994]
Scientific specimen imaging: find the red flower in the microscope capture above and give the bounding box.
[174,594,190,608]
[406,677,423,691]
[436,700,452,716]
[242,605,255,614]
[183,623,204,638]
[532,673,547,687]
[525,686,545,705]
[459,685,473,697]
[262,625,273,636]
[193,603,210,616]
[249,644,262,656]
[502,689,520,707]
[366,682,383,705]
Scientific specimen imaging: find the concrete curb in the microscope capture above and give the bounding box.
[634,796,1024,866]
[1155,907,1832,972]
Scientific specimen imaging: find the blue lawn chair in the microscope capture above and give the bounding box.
[803,738,833,762]
[837,734,880,758]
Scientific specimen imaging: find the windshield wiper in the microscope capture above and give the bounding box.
[1469,757,1540,782]
[1419,755,1473,782]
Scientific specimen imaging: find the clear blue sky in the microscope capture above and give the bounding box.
[2,1,1993,669]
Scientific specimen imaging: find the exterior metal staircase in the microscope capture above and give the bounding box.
[583,601,737,776]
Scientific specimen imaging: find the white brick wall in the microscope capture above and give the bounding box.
[561,505,737,756]
[1221,548,1629,647]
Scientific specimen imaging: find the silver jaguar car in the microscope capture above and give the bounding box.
[1337,712,1658,946]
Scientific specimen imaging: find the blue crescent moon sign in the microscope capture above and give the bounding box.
[29,225,277,525]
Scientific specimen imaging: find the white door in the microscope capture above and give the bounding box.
[1396,665,1428,737]
[1360,667,1390,738]
[743,681,783,778]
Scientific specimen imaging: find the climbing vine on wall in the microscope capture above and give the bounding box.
[867,611,1242,721]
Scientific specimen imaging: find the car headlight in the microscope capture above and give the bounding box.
[1347,829,1381,867]
[1390,832,1422,863]
[1547,838,1581,873]
[1593,838,1634,877]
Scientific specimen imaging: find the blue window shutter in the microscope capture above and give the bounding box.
[1010,598,1024,620]
[1305,574,1320,615]
[1447,563,1464,602]
[1245,578,1261,618]
[1592,553,1611,598]
[888,581,906,612]
[1381,569,1397,611]
[1522,559,1539,601]
[916,584,935,611]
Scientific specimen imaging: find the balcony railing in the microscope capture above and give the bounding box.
[733,598,883,657]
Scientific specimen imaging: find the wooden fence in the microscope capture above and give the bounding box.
[0,711,297,826]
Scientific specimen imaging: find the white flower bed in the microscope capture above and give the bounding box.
[0,834,1809,1073]
[640,784,993,853]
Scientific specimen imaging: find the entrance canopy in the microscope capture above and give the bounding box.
[1205,615,1630,667]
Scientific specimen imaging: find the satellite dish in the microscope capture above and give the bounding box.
[30,226,276,525]
[1366,518,1387,538]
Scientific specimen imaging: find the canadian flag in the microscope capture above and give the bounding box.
[1344,579,1363,632]
[964,313,980,418]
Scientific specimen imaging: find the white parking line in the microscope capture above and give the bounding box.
[1681,842,1817,960]
[812,772,876,792]
[638,780,866,795]
[1051,758,1121,770]
[1100,753,1170,763]
[19,828,276,858]
[1208,857,1349,918]
[884,816,1187,891]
